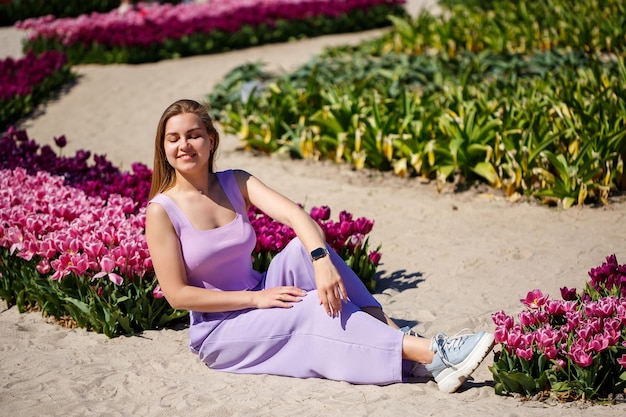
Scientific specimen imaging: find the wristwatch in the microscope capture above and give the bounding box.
[310,247,329,261]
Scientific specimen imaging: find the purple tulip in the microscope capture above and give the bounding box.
[310,205,331,221]
[368,250,381,266]
[0,51,68,100]
[560,286,577,301]
[53,135,67,148]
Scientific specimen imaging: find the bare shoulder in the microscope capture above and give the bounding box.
[145,201,171,225]
[146,200,166,216]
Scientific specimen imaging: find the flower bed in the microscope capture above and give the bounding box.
[0,128,382,336]
[490,255,626,401]
[0,167,167,337]
[0,126,153,206]
[0,51,74,130]
[208,0,626,208]
[16,0,407,64]
[0,0,147,26]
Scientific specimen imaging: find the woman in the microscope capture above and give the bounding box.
[145,99,494,393]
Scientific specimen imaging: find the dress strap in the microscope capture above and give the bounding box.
[148,194,183,236]
[216,170,247,216]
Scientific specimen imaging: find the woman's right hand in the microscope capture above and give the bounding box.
[253,286,307,309]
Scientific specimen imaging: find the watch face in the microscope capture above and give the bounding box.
[311,247,328,260]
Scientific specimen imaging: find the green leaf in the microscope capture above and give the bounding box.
[63,297,90,315]
[499,371,539,395]
[471,161,499,185]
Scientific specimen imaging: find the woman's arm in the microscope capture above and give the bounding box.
[145,202,305,312]
[234,170,348,317]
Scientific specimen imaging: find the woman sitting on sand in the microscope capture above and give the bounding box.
[145,99,494,393]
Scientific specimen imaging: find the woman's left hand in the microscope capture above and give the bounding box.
[313,258,348,317]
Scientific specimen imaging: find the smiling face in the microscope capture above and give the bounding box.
[163,112,214,174]
[150,99,221,199]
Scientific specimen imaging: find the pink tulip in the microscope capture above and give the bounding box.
[553,359,566,371]
[576,324,595,341]
[153,285,164,299]
[544,299,569,316]
[588,334,610,353]
[515,347,534,361]
[535,327,561,348]
[542,345,558,360]
[36,259,51,274]
[570,348,593,367]
[518,310,538,327]
[68,253,90,276]
[563,310,583,332]
[506,326,524,349]
[83,240,105,259]
[7,227,23,255]
[494,325,508,344]
[520,289,549,310]
[37,239,58,258]
[99,256,116,274]
[107,273,124,286]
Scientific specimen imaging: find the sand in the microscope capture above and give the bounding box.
[1,1,625,416]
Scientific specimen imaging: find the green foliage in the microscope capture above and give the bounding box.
[385,0,626,55]
[338,239,381,293]
[208,0,626,207]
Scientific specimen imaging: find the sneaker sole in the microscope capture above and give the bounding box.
[434,332,495,393]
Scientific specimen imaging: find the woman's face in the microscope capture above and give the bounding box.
[163,112,213,173]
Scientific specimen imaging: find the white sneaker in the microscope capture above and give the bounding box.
[425,330,495,393]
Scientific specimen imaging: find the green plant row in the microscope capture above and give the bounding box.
[24,5,406,65]
[0,249,187,337]
[369,0,626,57]
[207,0,626,207]
[208,48,626,207]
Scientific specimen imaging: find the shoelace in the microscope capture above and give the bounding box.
[431,328,475,368]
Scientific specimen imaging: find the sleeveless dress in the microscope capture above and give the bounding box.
[149,170,408,384]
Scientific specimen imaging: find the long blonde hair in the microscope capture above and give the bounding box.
[149,99,220,199]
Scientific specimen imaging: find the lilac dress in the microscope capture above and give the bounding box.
[149,169,407,384]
